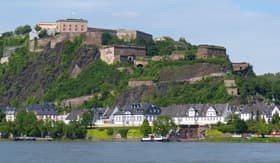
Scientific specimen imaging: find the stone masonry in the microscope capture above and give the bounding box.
[196,45,226,59]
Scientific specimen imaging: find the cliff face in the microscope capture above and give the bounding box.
[0,42,99,106]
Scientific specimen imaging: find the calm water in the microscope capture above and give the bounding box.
[0,141,279,163]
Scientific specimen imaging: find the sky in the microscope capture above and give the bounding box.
[0,0,280,75]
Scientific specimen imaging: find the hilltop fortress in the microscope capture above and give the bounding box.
[32,18,237,66]
[35,18,152,47]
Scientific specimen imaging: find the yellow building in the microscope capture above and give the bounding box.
[37,22,57,30]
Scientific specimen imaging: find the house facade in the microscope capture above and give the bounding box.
[196,45,226,59]
[26,104,57,121]
[56,19,88,33]
[234,103,280,123]
[37,22,57,30]
[1,107,18,121]
[112,103,161,126]
[116,29,152,41]
[100,45,146,64]
[232,62,250,72]
[86,27,117,45]
[161,104,232,125]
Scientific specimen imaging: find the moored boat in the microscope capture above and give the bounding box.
[141,134,169,142]
[14,136,36,141]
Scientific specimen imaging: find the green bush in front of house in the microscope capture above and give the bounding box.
[127,129,143,138]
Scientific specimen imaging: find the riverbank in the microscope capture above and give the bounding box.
[201,137,280,143]
[3,137,280,143]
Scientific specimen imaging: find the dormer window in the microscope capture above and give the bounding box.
[206,107,217,117]
[188,108,195,117]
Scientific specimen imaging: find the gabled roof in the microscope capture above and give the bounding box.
[114,103,161,116]
[0,106,18,114]
[26,104,57,115]
[161,104,230,117]
[66,109,84,121]
[238,103,275,116]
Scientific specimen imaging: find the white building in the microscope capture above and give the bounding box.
[112,103,161,126]
[161,104,232,126]
[235,103,280,123]
[3,107,17,122]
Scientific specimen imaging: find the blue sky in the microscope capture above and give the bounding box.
[1,0,280,74]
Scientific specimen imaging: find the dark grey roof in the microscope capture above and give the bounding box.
[66,109,84,121]
[56,18,88,23]
[161,104,230,117]
[26,104,57,115]
[114,103,161,116]
[1,106,18,113]
[93,107,109,119]
[87,27,116,33]
[238,103,275,117]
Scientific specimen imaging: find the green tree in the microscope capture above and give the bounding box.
[50,121,65,138]
[80,111,92,127]
[101,33,113,45]
[272,113,280,124]
[14,109,27,136]
[24,111,39,136]
[186,54,196,61]
[256,121,271,138]
[38,29,48,38]
[153,116,176,136]
[234,119,248,133]
[37,120,46,137]
[140,119,151,135]
[0,109,6,122]
[35,24,42,32]
[118,128,129,138]
[0,121,15,138]
[106,128,114,136]
[15,25,32,35]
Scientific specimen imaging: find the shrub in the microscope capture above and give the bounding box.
[106,128,114,136]
[118,128,129,138]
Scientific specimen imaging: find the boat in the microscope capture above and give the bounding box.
[141,134,169,142]
[14,136,53,141]
[14,136,36,141]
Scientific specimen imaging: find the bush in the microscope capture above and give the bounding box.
[118,128,129,138]
[127,129,143,138]
[106,128,114,136]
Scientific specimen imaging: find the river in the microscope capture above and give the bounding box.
[0,142,279,162]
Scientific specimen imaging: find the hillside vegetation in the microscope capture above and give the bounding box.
[1,26,280,108]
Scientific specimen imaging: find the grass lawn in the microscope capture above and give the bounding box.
[87,129,111,139]
[202,137,280,143]
[205,129,223,137]
[127,129,143,138]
